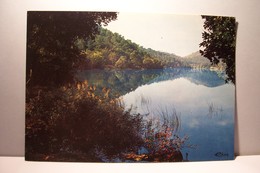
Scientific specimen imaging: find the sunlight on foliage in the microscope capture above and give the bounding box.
[26,82,144,161]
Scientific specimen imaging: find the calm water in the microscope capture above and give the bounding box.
[78,68,235,161]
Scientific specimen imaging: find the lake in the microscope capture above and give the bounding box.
[77,67,235,161]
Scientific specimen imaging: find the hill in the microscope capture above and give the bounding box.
[182,51,211,68]
[76,28,211,70]
[77,28,187,69]
[77,28,163,69]
[144,48,183,67]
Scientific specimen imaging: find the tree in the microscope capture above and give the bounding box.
[115,56,128,68]
[130,51,142,68]
[27,11,117,86]
[199,16,236,84]
[26,83,144,161]
[108,52,118,65]
[142,55,163,69]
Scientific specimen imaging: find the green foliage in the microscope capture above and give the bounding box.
[81,28,164,69]
[145,48,183,67]
[81,27,214,70]
[183,51,211,69]
[27,11,117,86]
[77,69,164,98]
[142,55,163,69]
[25,12,191,162]
[200,16,236,84]
[115,56,128,68]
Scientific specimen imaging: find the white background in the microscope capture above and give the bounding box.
[0,0,260,160]
[0,156,260,173]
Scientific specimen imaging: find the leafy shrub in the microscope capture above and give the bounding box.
[26,82,144,161]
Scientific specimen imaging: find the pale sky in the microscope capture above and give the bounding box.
[105,12,204,57]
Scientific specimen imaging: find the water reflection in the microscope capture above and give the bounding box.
[78,68,235,161]
[77,68,226,98]
[122,77,234,161]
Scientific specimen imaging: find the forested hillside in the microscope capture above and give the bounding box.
[77,28,189,69]
[183,51,211,68]
[145,48,183,67]
[77,28,161,69]
[76,28,213,70]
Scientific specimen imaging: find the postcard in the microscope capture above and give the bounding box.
[26,11,236,162]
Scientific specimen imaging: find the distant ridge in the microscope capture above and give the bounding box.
[182,51,211,68]
[78,28,211,69]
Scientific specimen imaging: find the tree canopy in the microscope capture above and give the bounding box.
[199,16,236,84]
[26,12,194,162]
[80,28,164,69]
[80,28,210,70]
[27,11,117,86]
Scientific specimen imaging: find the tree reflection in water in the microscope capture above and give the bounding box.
[26,80,194,162]
[123,95,193,162]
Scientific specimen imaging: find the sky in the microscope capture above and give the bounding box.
[105,12,204,57]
